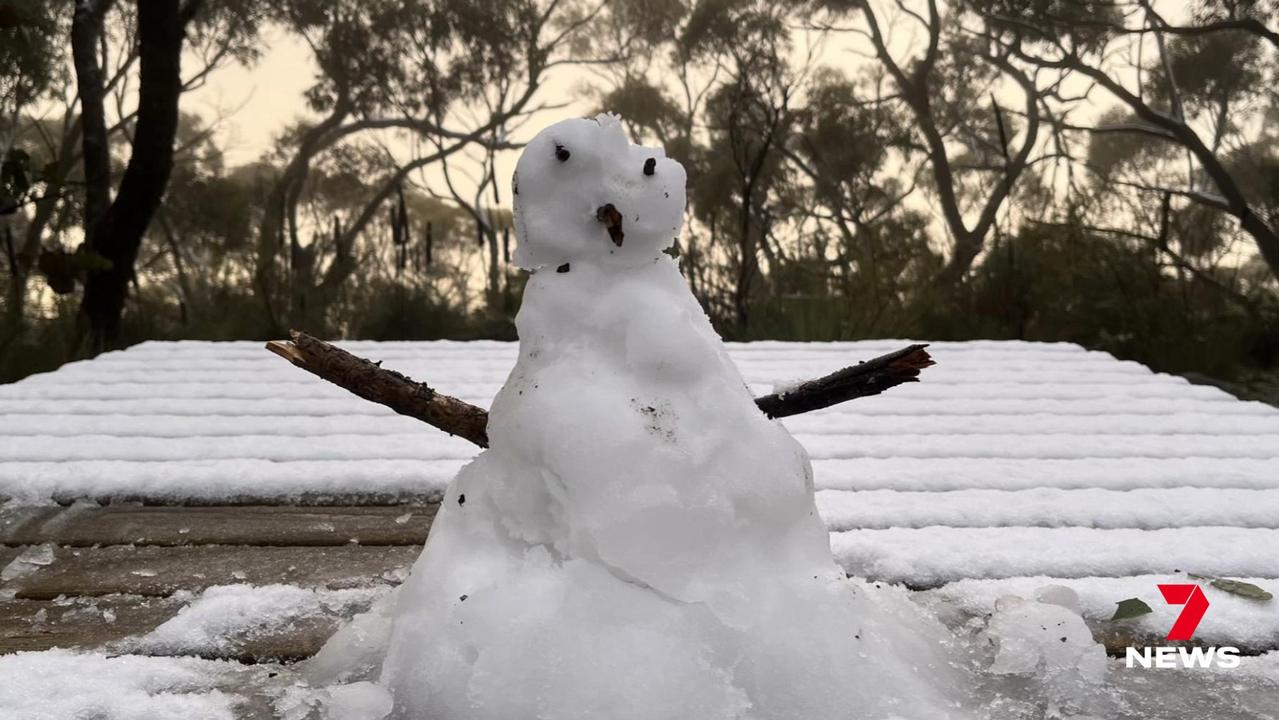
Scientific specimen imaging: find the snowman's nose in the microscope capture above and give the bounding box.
[596,204,625,247]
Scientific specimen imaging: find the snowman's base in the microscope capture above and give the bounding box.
[302,576,1271,720]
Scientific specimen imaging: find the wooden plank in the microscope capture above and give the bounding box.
[0,506,63,544]
[11,544,419,600]
[0,595,184,654]
[0,594,367,662]
[0,503,437,547]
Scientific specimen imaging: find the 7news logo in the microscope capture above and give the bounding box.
[1125,584,1241,669]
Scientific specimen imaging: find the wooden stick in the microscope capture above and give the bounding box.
[266,331,491,448]
[266,333,934,448]
[753,344,933,419]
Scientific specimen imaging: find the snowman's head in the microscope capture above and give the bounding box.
[511,113,687,270]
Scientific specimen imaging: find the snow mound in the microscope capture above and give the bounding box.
[129,583,388,657]
[921,574,1279,652]
[311,115,976,718]
[0,649,245,720]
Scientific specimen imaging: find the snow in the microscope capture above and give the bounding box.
[128,583,389,657]
[0,649,248,720]
[832,527,1279,586]
[920,575,1279,651]
[313,115,970,718]
[3,341,1274,506]
[817,487,1279,530]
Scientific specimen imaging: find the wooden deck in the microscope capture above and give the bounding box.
[0,500,437,662]
[4,340,1278,677]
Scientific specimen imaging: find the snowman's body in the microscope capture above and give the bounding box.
[326,115,965,719]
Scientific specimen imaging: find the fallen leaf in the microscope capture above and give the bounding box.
[1111,597,1153,621]
[1210,579,1273,601]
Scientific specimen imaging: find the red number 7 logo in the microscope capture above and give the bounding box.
[1158,584,1209,642]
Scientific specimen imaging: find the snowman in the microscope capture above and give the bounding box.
[310,114,967,719]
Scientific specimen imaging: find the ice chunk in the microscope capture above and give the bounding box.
[326,681,393,720]
[1,543,56,583]
[981,594,1109,716]
[307,589,399,686]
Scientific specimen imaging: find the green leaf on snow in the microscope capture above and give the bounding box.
[1111,597,1153,621]
[1210,579,1273,601]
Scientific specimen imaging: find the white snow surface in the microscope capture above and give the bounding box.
[128,583,389,656]
[0,649,249,719]
[921,575,1279,651]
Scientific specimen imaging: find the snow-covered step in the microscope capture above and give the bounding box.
[46,355,1161,376]
[4,457,1278,505]
[8,411,1279,439]
[918,575,1279,652]
[801,433,1279,459]
[783,412,1279,436]
[108,337,1089,354]
[2,395,1268,418]
[2,380,1237,401]
[811,457,1279,491]
[0,459,460,503]
[18,367,1175,387]
[832,527,1279,587]
[816,488,1279,530]
[5,431,1276,464]
[0,434,480,463]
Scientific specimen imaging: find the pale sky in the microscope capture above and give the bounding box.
[181,25,596,198]
[183,27,315,167]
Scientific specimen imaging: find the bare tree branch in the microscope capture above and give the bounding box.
[265,334,936,448]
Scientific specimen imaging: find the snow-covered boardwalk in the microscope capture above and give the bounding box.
[3,339,1278,661]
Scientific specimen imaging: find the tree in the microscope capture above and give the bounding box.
[972,0,1279,285]
[807,0,1051,288]
[252,0,615,335]
[600,0,820,332]
[1,0,63,351]
[70,0,261,351]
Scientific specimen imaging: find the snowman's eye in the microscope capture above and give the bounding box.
[643,158,656,176]
[554,144,570,162]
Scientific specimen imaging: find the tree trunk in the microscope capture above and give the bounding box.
[76,0,188,353]
[70,0,114,249]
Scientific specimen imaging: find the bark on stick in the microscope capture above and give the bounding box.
[266,333,933,448]
[753,343,934,419]
[266,331,491,447]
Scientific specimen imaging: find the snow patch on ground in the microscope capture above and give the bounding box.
[920,575,1279,651]
[127,583,390,656]
[0,650,253,719]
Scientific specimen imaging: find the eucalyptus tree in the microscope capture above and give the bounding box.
[804,0,1061,289]
[1,1,64,351]
[966,0,1279,289]
[597,0,824,333]
[254,0,622,335]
